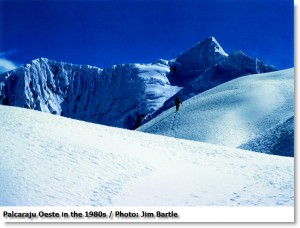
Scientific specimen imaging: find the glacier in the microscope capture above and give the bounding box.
[0,37,276,129]
[138,68,294,157]
[0,105,293,206]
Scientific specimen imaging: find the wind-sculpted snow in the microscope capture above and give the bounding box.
[0,58,180,129]
[0,105,294,206]
[239,117,294,157]
[138,69,294,156]
[0,37,276,129]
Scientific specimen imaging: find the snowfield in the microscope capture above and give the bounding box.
[0,105,293,206]
[138,68,294,156]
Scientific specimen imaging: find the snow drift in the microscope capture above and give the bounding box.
[138,68,294,157]
[0,105,293,206]
[0,37,276,129]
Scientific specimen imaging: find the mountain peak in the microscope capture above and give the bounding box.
[201,36,217,44]
[175,36,228,67]
[195,36,228,57]
[168,37,229,86]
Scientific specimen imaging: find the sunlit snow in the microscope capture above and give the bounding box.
[0,104,293,206]
[138,68,294,156]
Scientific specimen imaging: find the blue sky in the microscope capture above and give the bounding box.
[0,0,294,70]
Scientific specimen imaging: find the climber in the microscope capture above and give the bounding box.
[175,95,182,112]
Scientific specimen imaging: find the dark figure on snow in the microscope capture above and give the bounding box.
[175,96,182,112]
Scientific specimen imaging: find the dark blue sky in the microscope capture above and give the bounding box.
[0,0,294,69]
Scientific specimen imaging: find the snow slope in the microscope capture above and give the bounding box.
[239,116,294,157]
[0,105,293,206]
[138,69,294,156]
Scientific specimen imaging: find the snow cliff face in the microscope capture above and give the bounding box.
[0,58,180,129]
[0,37,276,129]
